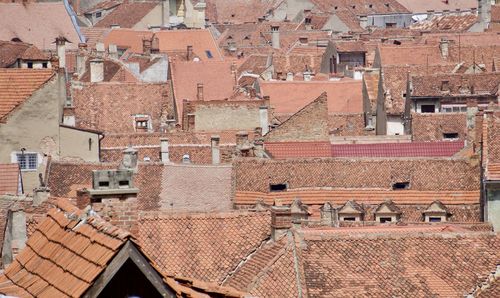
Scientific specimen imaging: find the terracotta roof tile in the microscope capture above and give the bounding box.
[411,14,477,32]
[396,0,477,13]
[0,69,55,122]
[171,61,236,118]
[0,41,49,67]
[81,27,111,48]
[233,158,480,193]
[492,5,500,23]
[71,82,174,133]
[0,198,131,297]
[300,229,500,297]
[0,3,82,50]
[205,0,281,24]
[259,79,363,115]
[137,211,271,283]
[332,140,465,157]
[0,164,21,195]
[265,142,332,158]
[412,72,500,97]
[311,0,410,14]
[94,2,157,28]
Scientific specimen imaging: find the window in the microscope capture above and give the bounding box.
[95,11,102,18]
[270,183,287,192]
[379,217,392,223]
[392,182,409,190]
[385,22,397,28]
[429,217,442,222]
[442,105,467,113]
[136,120,148,129]
[42,62,48,68]
[205,50,213,58]
[16,153,38,170]
[118,180,129,188]
[421,104,435,113]
[27,62,33,68]
[98,181,109,188]
[443,132,459,139]
[343,217,356,221]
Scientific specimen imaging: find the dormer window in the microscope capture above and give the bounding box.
[305,17,312,24]
[270,183,287,192]
[392,182,409,190]
[423,201,450,222]
[338,200,364,222]
[375,200,401,223]
[352,5,356,9]
[134,115,151,132]
[95,11,102,18]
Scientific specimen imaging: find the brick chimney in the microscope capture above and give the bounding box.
[197,83,204,100]
[187,45,193,61]
[290,198,308,226]
[211,135,221,164]
[55,36,66,69]
[96,42,105,57]
[160,138,170,163]
[90,58,104,83]
[271,205,292,240]
[271,25,280,49]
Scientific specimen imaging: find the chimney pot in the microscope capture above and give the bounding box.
[55,37,66,69]
[143,38,152,55]
[439,37,449,59]
[109,44,118,59]
[259,106,269,135]
[33,187,50,206]
[236,131,249,146]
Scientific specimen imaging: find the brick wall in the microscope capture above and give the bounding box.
[91,197,139,234]
[328,113,375,136]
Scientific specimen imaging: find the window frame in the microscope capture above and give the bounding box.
[12,152,40,171]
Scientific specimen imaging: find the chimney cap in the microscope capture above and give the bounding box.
[211,135,221,140]
[160,137,169,141]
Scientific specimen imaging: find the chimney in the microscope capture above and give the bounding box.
[119,147,138,173]
[187,45,193,61]
[90,58,104,83]
[211,135,221,164]
[253,138,265,158]
[161,0,170,27]
[182,154,191,164]
[290,198,308,227]
[303,71,312,81]
[259,106,269,135]
[160,138,170,163]
[33,187,50,206]
[359,15,368,28]
[108,44,118,59]
[286,72,294,81]
[197,83,204,100]
[76,43,87,76]
[427,10,435,20]
[320,202,338,227]
[271,205,292,240]
[271,25,280,49]
[96,42,105,57]
[143,38,152,55]
[439,37,449,59]
[236,131,249,147]
[55,36,66,69]
[187,114,195,131]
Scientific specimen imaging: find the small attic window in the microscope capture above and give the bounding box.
[98,181,110,188]
[443,132,459,139]
[352,5,356,9]
[305,17,312,24]
[231,14,235,18]
[343,217,356,221]
[429,217,442,222]
[379,217,392,223]
[270,183,287,192]
[334,6,338,10]
[42,62,48,68]
[205,50,213,58]
[95,11,102,18]
[385,3,390,8]
[11,37,22,42]
[369,4,373,8]
[27,62,33,68]
[392,182,409,190]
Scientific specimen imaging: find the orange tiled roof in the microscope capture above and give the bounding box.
[0,3,81,50]
[235,190,480,205]
[0,69,55,122]
[259,79,363,115]
[137,211,271,284]
[0,41,49,67]
[94,2,157,28]
[397,0,477,13]
[0,164,20,195]
[171,61,236,119]
[0,198,131,297]
[410,14,477,32]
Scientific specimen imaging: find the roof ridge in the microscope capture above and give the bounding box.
[139,210,270,220]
